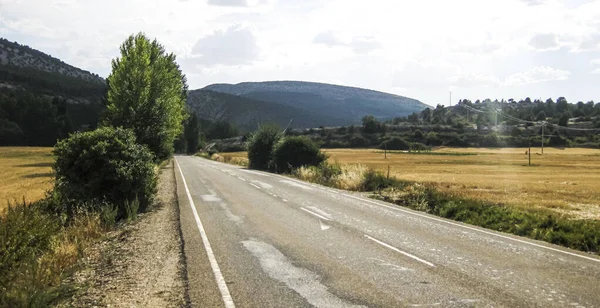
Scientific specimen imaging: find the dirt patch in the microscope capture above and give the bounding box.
[57,160,189,307]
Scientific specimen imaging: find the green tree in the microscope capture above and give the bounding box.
[273,136,326,173]
[558,113,570,127]
[362,115,380,134]
[184,112,201,154]
[103,33,188,161]
[246,124,282,170]
[536,110,547,121]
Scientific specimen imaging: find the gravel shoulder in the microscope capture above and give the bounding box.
[57,160,189,307]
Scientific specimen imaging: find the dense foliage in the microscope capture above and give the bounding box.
[183,111,202,154]
[273,136,326,173]
[53,127,157,217]
[103,33,188,161]
[0,89,81,146]
[246,124,282,170]
[0,38,106,146]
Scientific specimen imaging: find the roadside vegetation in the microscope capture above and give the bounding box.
[1,33,187,307]
[210,126,600,254]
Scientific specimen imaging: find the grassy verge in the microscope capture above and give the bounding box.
[0,198,107,307]
[372,183,600,253]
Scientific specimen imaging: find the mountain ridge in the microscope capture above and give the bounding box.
[202,80,429,126]
[0,37,104,84]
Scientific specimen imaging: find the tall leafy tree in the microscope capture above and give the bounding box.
[184,112,201,154]
[103,33,188,161]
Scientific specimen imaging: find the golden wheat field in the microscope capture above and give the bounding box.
[221,147,600,219]
[0,147,54,210]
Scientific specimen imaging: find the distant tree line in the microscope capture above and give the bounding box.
[0,65,106,98]
[287,97,600,150]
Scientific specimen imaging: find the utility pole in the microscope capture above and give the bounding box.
[541,122,545,154]
[528,137,531,166]
[449,91,452,107]
[384,141,387,159]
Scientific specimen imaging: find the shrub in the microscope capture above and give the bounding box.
[293,162,342,187]
[0,201,60,304]
[349,134,370,147]
[380,137,410,150]
[333,164,369,190]
[360,169,396,191]
[53,127,157,218]
[409,142,431,152]
[273,136,327,173]
[0,198,105,307]
[246,124,282,170]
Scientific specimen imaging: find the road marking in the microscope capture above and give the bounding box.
[319,220,331,231]
[343,193,600,264]
[364,234,435,267]
[237,176,246,182]
[175,158,236,308]
[300,207,332,221]
[250,183,261,189]
[280,179,313,190]
[253,181,274,189]
[242,240,364,308]
[282,199,288,202]
[307,206,332,220]
[201,195,221,202]
[193,157,600,263]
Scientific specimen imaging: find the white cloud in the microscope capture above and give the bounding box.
[1,0,599,105]
[591,59,600,65]
[206,0,273,7]
[312,31,344,47]
[520,0,546,5]
[188,24,260,67]
[529,33,559,50]
[504,66,570,86]
[312,32,381,54]
[591,68,600,74]
[207,0,248,6]
[349,36,381,54]
[448,73,501,87]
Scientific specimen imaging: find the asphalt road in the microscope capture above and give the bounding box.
[174,155,600,308]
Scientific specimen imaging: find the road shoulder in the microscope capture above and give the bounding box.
[57,160,189,307]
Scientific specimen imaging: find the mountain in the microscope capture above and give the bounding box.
[202,81,429,126]
[187,89,347,131]
[0,38,103,84]
[0,37,106,146]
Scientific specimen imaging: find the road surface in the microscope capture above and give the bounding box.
[174,156,600,308]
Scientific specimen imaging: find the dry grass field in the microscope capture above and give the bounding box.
[221,147,600,219]
[0,147,54,210]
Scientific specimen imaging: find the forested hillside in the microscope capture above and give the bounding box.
[187,89,347,131]
[203,80,429,125]
[0,38,107,146]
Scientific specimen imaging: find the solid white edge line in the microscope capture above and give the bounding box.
[175,158,236,308]
[193,157,600,264]
[345,193,600,264]
[364,234,435,267]
[300,207,331,221]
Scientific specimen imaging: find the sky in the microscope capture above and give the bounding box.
[1,0,599,106]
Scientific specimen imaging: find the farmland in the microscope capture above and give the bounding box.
[0,147,54,210]
[221,147,600,219]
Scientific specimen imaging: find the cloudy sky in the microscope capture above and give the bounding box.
[1,0,599,106]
